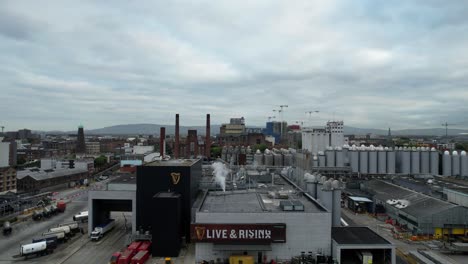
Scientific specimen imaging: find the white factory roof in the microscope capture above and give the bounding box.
[348,196,373,203]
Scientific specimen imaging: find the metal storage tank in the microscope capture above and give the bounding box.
[396,147,403,173]
[264,150,273,166]
[411,148,420,174]
[452,151,460,176]
[461,151,468,177]
[401,149,411,174]
[350,147,359,173]
[312,155,319,167]
[430,148,439,175]
[273,153,283,166]
[254,150,263,166]
[335,147,344,167]
[305,173,318,199]
[387,148,396,174]
[378,148,387,174]
[368,146,377,174]
[318,151,326,167]
[359,148,368,174]
[443,151,451,176]
[331,180,342,227]
[283,153,293,166]
[325,147,335,167]
[420,148,430,174]
[343,145,350,165]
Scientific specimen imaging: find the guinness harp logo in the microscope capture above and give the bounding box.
[195,226,206,240]
[170,172,181,185]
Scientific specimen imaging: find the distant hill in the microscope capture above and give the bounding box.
[38,124,468,136]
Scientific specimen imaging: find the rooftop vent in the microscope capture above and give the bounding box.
[291,200,304,211]
[280,201,293,211]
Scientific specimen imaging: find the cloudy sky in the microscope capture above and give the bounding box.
[1,0,468,131]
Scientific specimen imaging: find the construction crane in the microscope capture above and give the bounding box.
[267,116,276,121]
[442,122,457,138]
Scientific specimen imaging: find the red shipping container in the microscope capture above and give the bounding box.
[131,250,150,264]
[137,241,151,252]
[110,252,121,264]
[127,241,142,254]
[117,249,135,264]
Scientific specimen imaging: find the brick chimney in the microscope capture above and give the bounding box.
[206,114,211,159]
[175,114,179,158]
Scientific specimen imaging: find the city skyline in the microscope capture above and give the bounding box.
[1,1,468,131]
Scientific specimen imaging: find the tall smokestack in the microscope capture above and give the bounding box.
[206,114,211,159]
[175,114,180,159]
[160,127,166,158]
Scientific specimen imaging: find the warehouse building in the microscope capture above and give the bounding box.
[362,180,468,238]
[17,167,89,192]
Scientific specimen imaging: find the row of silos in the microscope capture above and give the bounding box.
[395,147,439,175]
[442,151,468,177]
[253,149,294,167]
[348,145,396,174]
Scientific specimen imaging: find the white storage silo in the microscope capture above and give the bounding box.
[332,180,342,227]
[264,150,273,166]
[305,173,318,199]
[411,148,420,174]
[396,147,403,173]
[359,147,368,174]
[387,148,396,174]
[378,147,387,174]
[430,148,439,175]
[326,147,335,167]
[369,146,377,174]
[312,155,319,167]
[461,151,468,177]
[335,147,344,167]
[443,151,451,176]
[273,152,283,166]
[401,149,411,174]
[283,153,293,166]
[452,151,460,176]
[350,146,359,173]
[343,144,350,165]
[254,150,264,166]
[318,151,326,167]
[420,148,430,174]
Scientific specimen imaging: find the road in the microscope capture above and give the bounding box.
[341,208,465,264]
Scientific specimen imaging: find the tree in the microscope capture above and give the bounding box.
[211,146,222,158]
[253,143,268,153]
[94,155,107,168]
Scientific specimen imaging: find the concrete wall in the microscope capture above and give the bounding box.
[88,190,136,235]
[195,212,332,261]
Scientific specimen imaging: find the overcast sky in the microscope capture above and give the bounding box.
[1,0,468,131]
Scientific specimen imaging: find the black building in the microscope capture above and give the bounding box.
[76,125,86,154]
[136,159,201,246]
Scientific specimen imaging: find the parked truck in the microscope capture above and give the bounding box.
[110,252,122,264]
[90,219,115,241]
[3,221,12,236]
[58,222,80,234]
[42,230,67,243]
[20,241,54,259]
[131,250,149,264]
[49,226,72,238]
[117,249,135,264]
[32,209,44,221]
[32,236,58,250]
[73,211,88,222]
[56,201,66,213]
